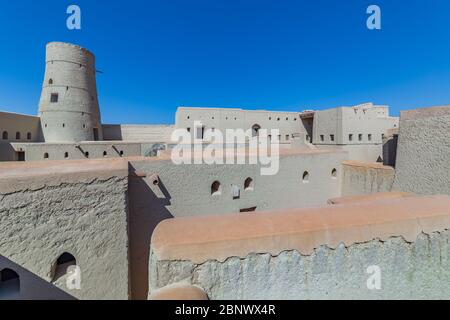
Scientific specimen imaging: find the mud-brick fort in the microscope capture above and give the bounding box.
[1,42,450,300]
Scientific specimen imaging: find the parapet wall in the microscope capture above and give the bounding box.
[341,160,394,196]
[393,106,450,195]
[149,195,450,299]
[0,159,130,299]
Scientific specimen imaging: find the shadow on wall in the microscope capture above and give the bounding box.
[0,143,17,161]
[101,124,123,141]
[383,134,398,167]
[0,255,76,300]
[128,163,174,300]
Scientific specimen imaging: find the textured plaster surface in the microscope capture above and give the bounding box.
[149,195,450,299]
[341,160,394,196]
[0,162,130,299]
[393,105,450,195]
[151,232,450,299]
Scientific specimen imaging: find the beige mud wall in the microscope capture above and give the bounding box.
[149,195,450,299]
[127,148,346,299]
[341,161,394,196]
[102,124,174,142]
[0,159,130,299]
[393,106,450,195]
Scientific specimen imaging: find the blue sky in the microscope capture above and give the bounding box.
[0,0,449,124]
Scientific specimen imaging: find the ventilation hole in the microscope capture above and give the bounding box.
[302,171,310,183]
[244,177,254,190]
[52,252,76,282]
[332,168,337,178]
[211,181,221,196]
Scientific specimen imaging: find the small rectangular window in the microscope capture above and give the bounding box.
[320,135,324,142]
[368,134,372,141]
[330,134,335,142]
[285,135,289,141]
[349,134,353,141]
[50,93,58,103]
[358,134,363,141]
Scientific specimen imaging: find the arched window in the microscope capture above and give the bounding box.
[331,168,337,179]
[251,124,261,137]
[48,78,53,85]
[52,252,76,282]
[244,177,254,190]
[44,153,49,159]
[211,181,221,196]
[27,132,32,140]
[103,151,107,157]
[302,171,310,183]
[64,152,69,159]
[0,268,20,299]
[2,131,8,140]
[15,132,20,140]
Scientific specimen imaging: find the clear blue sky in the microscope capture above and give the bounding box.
[0,0,449,124]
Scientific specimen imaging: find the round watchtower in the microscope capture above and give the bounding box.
[38,42,103,142]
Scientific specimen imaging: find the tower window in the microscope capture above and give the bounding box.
[27,132,32,140]
[48,79,53,85]
[330,134,335,142]
[358,134,363,141]
[368,134,372,141]
[50,93,58,103]
[44,153,49,159]
[349,134,353,141]
[320,135,324,142]
[2,131,8,140]
[64,152,69,159]
[15,132,21,140]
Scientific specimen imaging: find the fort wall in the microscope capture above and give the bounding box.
[393,105,450,195]
[126,147,346,298]
[149,195,450,299]
[341,160,395,196]
[0,159,130,299]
